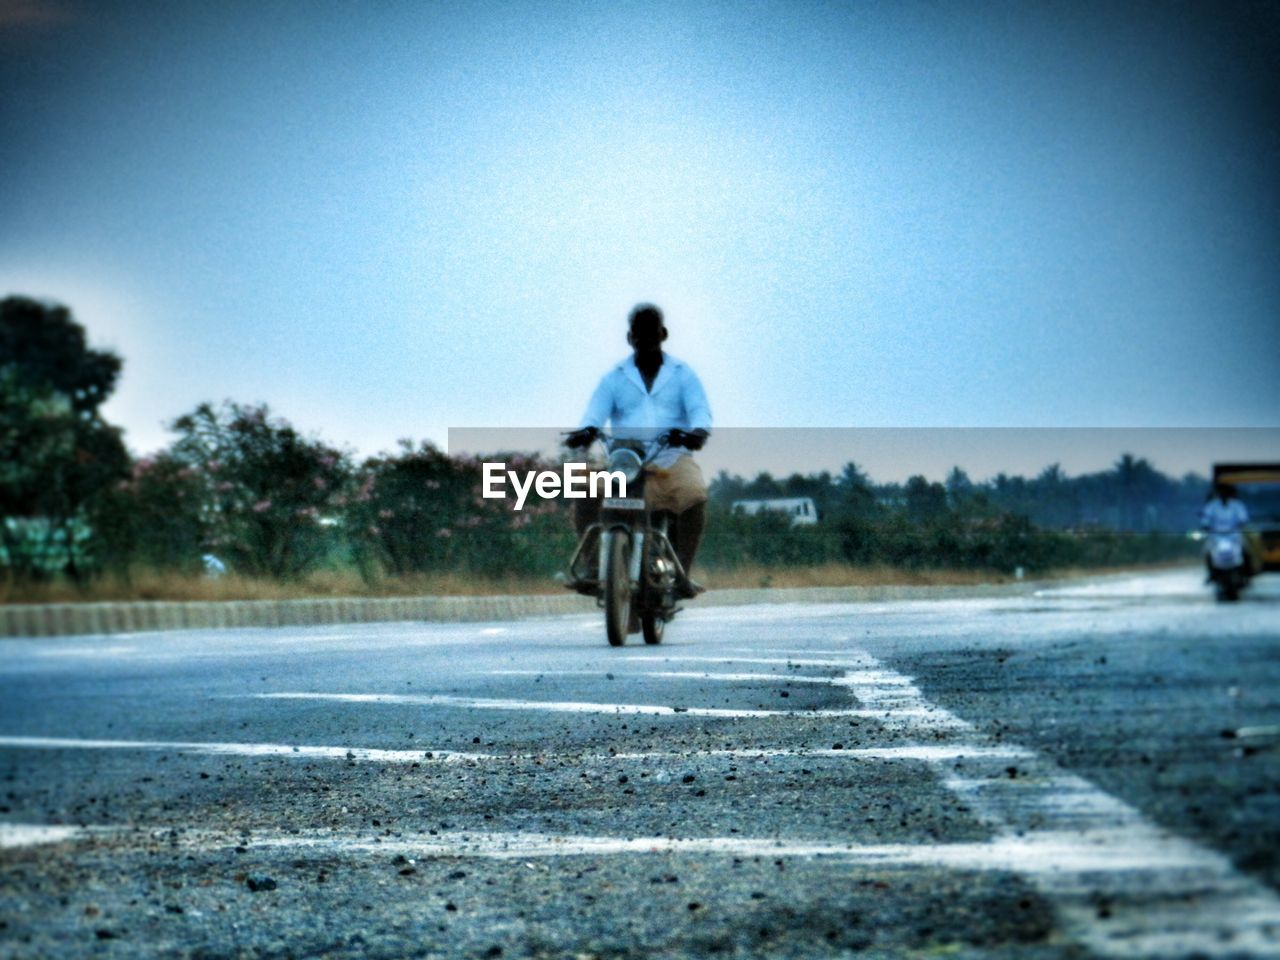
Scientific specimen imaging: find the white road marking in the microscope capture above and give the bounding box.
[37,645,139,658]
[0,823,84,849]
[249,691,962,727]
[487,668,914,688]
[252,691,932,722]
[649,654,879,669]
[1236,724,1280,739]
[530,646,1280,956]
[0,735,495,764]
[639,669,919,692]
[825,648,1280,957]
[0,735,1028,767]
[0,820,1260,885]
[604,745,1034,763]
[624,657,970,728]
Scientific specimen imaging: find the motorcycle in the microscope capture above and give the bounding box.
[563,431,688,647]
[1205,529,1250,603]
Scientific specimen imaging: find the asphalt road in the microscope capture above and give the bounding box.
[1,569,1278,959]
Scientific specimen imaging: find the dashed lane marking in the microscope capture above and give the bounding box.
[0,824,82,849]
[0,822,1257,873]
[0,735,496,764]
[0,735,1030,766]
[249,691,955,725]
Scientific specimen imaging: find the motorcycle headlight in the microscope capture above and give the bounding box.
[608,447,644,484]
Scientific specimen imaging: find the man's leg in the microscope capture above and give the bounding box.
[672,501,707,596]
[645,456,709,598]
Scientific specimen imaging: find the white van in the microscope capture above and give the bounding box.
[730,497,819,526]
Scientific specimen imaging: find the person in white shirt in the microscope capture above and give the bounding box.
[1200,482,1250,582]
[1200,483,1250,534]
[565,304,712,597]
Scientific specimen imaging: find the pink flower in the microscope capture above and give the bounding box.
[436,527,452,539]
[313,476,327,491]
[208,460,222,473]
[379,509,394,519]
[252,499,272,513]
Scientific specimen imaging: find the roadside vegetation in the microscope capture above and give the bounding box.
[3,297,1198,603]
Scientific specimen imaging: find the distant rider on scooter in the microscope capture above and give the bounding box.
[564,304,712,598]
[1201,482,1250,590]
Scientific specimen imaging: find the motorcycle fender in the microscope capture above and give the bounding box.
[629,532,645,584]
[598,530,612,585]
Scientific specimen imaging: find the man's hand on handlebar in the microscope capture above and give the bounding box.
[563,426,601,449]
[667,428,709,451]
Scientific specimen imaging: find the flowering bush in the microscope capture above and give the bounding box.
[348,443,573,579]
[167,402,353,578]
[88,453,209,574]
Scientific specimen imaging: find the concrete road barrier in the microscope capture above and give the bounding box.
[0,582,1048,638]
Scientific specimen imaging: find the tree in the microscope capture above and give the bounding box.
[945,466,974,508]
[0,297,129,579]
[835,462,878,520]
[904,475,949,523]
[88,453,209,575]
[167,402,352,578]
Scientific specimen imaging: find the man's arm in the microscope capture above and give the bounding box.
[579,370,615,431]
[565,371,615,448]
[680,365,712,433]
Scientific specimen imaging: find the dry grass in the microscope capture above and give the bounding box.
[701,563,1011,590]
[1,560,1194,605]
[0,568,563,605]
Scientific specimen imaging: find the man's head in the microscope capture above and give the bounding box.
[1216,481,1236,502]
[627,303,667,355]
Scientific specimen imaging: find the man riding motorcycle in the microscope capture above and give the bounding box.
[565,303,712,598]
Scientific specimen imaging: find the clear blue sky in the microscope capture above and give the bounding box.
[2,0,1278,462]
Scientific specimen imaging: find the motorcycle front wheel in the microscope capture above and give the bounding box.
[604,530,632,647]
[642,610,664,645]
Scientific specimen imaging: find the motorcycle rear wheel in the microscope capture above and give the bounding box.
[604,531,631,647]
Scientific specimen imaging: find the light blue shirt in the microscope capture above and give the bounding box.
[1200,498,1249,534]
[579,354,712,466]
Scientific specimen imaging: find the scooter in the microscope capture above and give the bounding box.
[563,432,687,647]
[1205,530,1250,602]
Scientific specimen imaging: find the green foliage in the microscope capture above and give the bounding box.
[166,402,353,579]
[702,492,1194,575]
[88,454,208,575]
[0,298,129,580]
[0,296,121,414]
[347,445,573,580]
